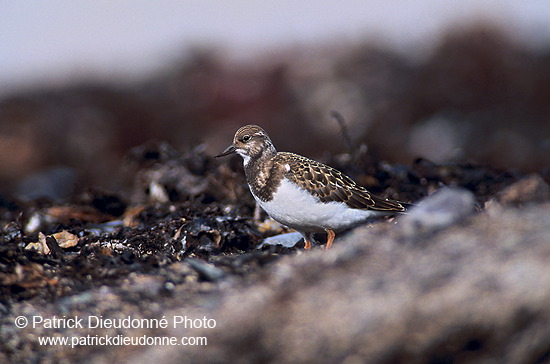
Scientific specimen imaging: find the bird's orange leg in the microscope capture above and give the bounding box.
[325,229,335,250]
[304,237,312,250]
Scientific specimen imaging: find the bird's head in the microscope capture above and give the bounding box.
[216,124,276,165]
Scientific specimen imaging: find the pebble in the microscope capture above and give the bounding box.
[187,258,225,282]
[400,187,476,235]
[258,232,302,248]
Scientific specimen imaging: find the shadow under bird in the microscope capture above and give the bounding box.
[216,124,408,249]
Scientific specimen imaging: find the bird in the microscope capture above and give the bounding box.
[216,124,408,249]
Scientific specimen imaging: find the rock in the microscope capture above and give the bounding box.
[258,232,302,248]
[16,166,77,203]
[400,187,477,235]
[133,203,550,364]
[187,258,225,282]
[486,174,550,208]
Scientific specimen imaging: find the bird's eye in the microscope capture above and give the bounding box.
[241,135,251,142]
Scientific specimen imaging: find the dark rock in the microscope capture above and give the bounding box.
[187,258,225,282]
[16,166,77,203]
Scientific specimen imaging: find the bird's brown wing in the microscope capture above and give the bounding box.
[276,153,407,212]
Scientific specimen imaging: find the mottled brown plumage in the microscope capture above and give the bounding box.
[274,152,406,212]
[216,124,408,249]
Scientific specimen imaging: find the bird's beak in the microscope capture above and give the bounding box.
[215,145,236,158]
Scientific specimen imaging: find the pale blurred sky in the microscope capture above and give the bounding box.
[1,0,549,96]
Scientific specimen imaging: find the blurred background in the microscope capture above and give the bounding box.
[1,1,549,201]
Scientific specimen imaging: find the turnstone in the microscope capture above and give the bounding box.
[216,125,407,249]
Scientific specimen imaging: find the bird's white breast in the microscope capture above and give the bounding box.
[251,178,383,232]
